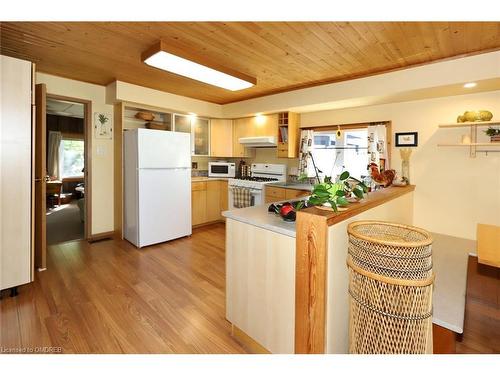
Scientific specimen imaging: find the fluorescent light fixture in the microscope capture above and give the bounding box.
[142,41,256,91]
[463,82,477,88]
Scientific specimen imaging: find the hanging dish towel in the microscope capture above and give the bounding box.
[233,187,253,208]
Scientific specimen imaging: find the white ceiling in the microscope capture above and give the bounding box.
[46,98,84,118]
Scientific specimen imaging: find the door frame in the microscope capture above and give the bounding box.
[46,93,92,240]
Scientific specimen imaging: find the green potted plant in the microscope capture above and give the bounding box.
[302,171,369,212]
[484,127,500,142]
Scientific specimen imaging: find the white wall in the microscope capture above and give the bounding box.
[36,73,114,235]
[301,90,500,240]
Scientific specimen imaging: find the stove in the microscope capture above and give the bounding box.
[235,176,279,182]
[228,163,287,209]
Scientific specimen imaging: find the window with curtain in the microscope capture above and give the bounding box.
[60,139,84,178]
[311,128,369,180]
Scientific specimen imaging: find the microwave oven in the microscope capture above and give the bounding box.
[208,162,236,178]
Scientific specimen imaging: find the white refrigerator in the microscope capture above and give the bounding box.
[123,129,192,248]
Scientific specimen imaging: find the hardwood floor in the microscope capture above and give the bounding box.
[455,256,500,354]
[1,227,498,354]
[0,223,249,354]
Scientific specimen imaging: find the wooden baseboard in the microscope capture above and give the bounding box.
[192,219,225,229]
[231,324,270,354]
[87,231,115,243]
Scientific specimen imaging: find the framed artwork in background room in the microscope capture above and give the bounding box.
[395,132,418,147]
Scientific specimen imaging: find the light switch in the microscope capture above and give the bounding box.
[96,145,106,156]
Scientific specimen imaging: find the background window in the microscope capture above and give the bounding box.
[311,129,368,180]
[60,139,84,178]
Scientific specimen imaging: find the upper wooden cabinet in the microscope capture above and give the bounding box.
[277,112,300,158]
[210,119,233,158]
[233,114,278,158]
[233,117,255,158]
[174,114,210,156]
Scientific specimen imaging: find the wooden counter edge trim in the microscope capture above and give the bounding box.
[295,210,328,353]
[300,185,416,227]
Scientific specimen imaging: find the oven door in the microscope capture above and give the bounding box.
[228,187,263,210]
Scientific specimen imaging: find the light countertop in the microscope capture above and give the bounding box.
[222,186,415,239]
[191,176,230,182]
[222,204,298,238]
[266,182,314,191]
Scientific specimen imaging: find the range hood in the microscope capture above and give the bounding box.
[239,136,277,148]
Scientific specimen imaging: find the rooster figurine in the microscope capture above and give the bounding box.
[368,162,396,187]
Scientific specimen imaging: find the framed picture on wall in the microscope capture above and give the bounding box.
[395,132,418,147]
[94,112,112,139]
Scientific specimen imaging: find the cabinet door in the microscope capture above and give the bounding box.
[206,181,221,222]
[192,189,207,226]
[254,113,279,137]
[210,119,233,157]
[174,114,192,133]
[233,118,255,158]
[193,118,209,156]
[285,189,310,200]
[220,181,228,214]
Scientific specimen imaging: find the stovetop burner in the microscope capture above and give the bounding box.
[236,176,279,182]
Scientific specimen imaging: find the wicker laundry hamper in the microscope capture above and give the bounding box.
[346,221,434,354]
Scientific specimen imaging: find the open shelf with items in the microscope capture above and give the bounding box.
[437,120,500,157]
[123,106,172,131]
[277,112,300,158]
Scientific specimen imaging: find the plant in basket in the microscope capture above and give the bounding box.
[484,127,500,142]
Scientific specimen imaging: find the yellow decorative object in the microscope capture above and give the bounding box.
[464,111,478,122]
[479,110,493,121]
[458,110,494,123]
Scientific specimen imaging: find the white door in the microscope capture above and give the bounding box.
[137,129,191,169]
[138,168,192,247]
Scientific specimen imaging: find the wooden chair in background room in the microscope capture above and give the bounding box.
[46,180,63,207]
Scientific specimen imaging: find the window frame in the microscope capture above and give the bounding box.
[302,121,392,169]
[60,137,85,179]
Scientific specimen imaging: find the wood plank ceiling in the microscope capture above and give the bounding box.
[1,22,500,104]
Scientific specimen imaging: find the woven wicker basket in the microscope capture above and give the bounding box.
[348,221,433,280]
[347,221,434,354]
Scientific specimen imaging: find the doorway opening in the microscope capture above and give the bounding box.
[45,97,89,245]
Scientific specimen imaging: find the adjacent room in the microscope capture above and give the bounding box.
[45,98,86,245]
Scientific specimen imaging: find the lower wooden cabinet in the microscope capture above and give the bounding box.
[265,186,310,203]
[220,180,228,212]
[192,180,229,226]
[285,189,310,200]
[192,182,208,226]
[206,180,221,222]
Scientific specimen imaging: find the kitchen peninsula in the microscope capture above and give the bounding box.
[224,184,471,354]
[223,185,415,353]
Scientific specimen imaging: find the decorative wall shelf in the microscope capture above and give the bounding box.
[437,143,500,147]
[438,121,500,128]
[437,120,500,157]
